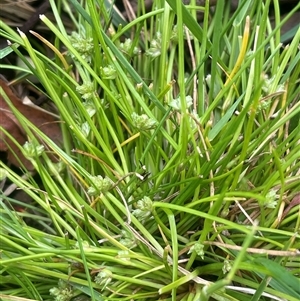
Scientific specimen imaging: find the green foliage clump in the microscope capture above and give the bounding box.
[0,1,299,301]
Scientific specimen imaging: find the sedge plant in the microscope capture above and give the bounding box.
[0,0,299,300]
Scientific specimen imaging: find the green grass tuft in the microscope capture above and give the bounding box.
[0,1,299,300]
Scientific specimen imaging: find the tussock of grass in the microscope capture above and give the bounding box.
[0,1,299,300]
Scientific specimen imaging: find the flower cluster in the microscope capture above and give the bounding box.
[119,230,136,248]
[68,32,94,62]
[170,25,193,43]
[132,196,153,221]
[222,259,232,274]
[95,268,113,291]
[169,95,193,111]
[262,74,285,95]
[49,280,74,301]
[119,38,140,56]
[265,189,279,209]
[76,82,95,100]
[146,32,161,59]
[87,175,113,196]
[83,100,97,117]
[80,121,90,138]
[131,112,157,131]
[23,141,44,158]
[100,64,117,79]
[188,242,204,259]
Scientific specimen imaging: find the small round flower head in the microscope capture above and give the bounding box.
[49,279,74,301]
[100,64,117,79]
[222,259,232,274]
[146,32,161,59]
[262,74,285,95]
[188,242,204,260]
[132,196,153,221]
[83,100,97,117]
[76,82,95,100]
[171,25,193,43]
[119,38,140,56]
[87,175,113,196]
[169,95,193,111]
[23,141,44,158]
[94,268,112,291]
[119,230,136,248]
[265,189,279,209]
[80,121,90,138]
[131,112,157,131]
[68,32,94,63]
[117,250,131,261]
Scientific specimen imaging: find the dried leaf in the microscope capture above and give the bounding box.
[0,79,62,170]
[281,193,300,222]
